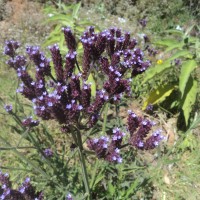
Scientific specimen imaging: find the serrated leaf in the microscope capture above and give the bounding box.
[143,84,175,110]
[142,60,172,84]
[179,60,197,97]
[181,77,197,126]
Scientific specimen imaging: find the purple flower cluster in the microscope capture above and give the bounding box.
[80,27,151,79]
[127,110,164,150]
[87,128,125,163]
[66,193,73,200]
[22,116,39,127]
[3,40,20,58]
[4,26,151,132]
[43,148,53,158]
[4,105,13,113]
[87,111,164,163]
[0,171,43,200]
[139,18,147,28]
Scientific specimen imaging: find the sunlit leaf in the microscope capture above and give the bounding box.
[143,84,175,110]
[142,60,172,84]
[179,60,197,97]
[87,73,96,97]
[154,39,178,47]
[165,41,184,52]
[181,77,197,126]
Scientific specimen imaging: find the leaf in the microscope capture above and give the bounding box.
[142,60,172,84]
[181,77,198,126]
[108,182,115,196]
[153,39,178,47]
[42,37,60,47]
[165,41,184,52]
[189,112,200,130]
[72,2,81,19]
[163,29,184,36]
[184,24,195,37]
[87,74,96,97]
[178,133,197,151]
[143,84,175,110]
[179,60,197,97]
[93,174,105,188]
[45,15,73,23]
[124,179,139,198]
[168,50,192,60]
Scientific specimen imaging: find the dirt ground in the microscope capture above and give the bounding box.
[0,0,49,46]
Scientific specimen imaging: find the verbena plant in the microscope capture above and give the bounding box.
[142,24,200,128]
[1,26,165,199]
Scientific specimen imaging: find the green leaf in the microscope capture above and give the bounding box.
[154,39,178,47]
[142,60,172,84]
[143,84,175,109]
[124,179,139,198]
[163,29,184,36]
[169,50,192,60]
[181,77,198,126]
[165,41,184,52]
[42,37,60,47]
[108,182,115,196]
[179,60,197,97]
[87,74,96,96]
[189,112,200,130]
[92,174,105,188]
[72,2,81,19]
[184,24,195,37]
[45,14,73,25]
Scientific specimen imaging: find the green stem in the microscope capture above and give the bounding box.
[102,103,109,134]
[75,129,91,200]
[0,146,35,150]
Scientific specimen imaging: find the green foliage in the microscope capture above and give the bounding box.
[82,0,193,32]
[43,2,99,52]
[142,25,199,128]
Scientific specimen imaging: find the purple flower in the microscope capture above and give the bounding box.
[43,148,53,158]
[22,116,39,127]
[3,40,20,57]
[62,27,77,51]
[139,18,147,28]
[66,193,73,200]
[4,104,13,113]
